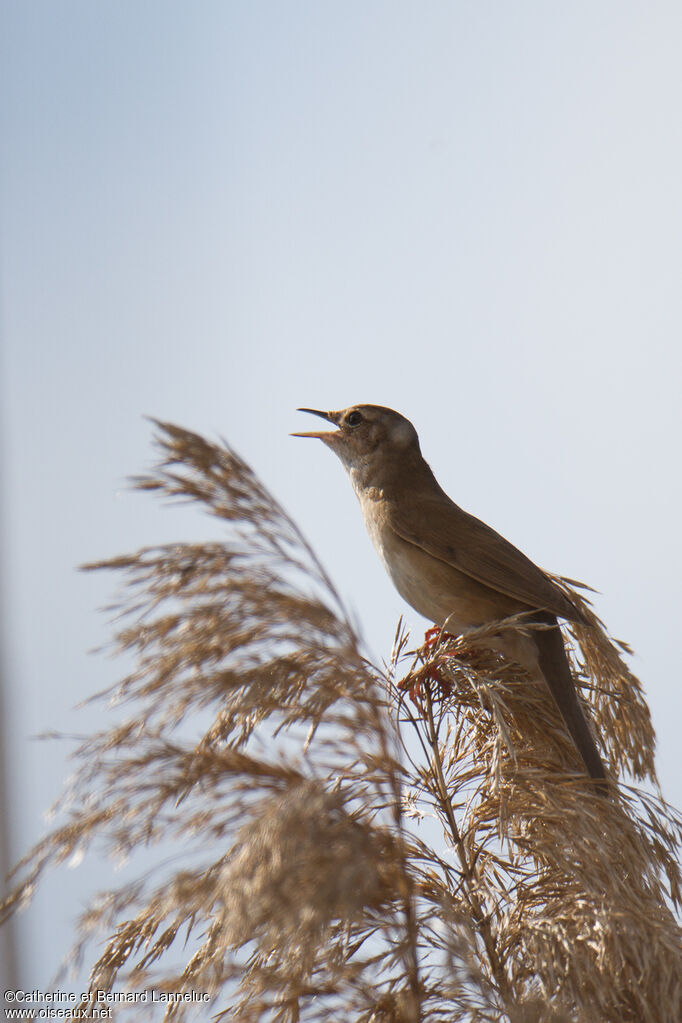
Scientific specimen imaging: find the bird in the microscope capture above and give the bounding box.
[294,403,608,789]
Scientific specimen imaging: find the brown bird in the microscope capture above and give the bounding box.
[295,403,607,788]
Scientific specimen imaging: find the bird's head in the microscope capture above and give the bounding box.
[293,404,421,487]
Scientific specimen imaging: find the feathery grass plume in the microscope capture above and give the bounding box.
[392,603,682,1021]
[2,421,681,1023]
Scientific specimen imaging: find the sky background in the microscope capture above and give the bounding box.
[2,0,681,994]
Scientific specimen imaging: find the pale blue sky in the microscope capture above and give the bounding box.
[2,0,681,990]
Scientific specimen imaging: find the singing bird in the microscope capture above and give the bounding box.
[295,403,607,788]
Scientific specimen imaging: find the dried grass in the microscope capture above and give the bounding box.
[2,421,680,1022]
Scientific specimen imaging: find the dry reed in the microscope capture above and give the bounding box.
[2,421,680,1022]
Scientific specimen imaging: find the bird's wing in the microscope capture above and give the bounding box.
[388,493,586,624]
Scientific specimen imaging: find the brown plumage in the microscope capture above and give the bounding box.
[295,403,608,790]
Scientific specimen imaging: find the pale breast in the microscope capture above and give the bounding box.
[358,493,523,630]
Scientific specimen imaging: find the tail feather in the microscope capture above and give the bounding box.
[533,615,609,793]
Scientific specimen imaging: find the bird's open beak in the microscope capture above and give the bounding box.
[291,408,341,439]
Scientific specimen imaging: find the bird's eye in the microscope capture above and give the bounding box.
[346,411,363,427]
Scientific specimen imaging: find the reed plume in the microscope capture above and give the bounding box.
[2,421,680,1022]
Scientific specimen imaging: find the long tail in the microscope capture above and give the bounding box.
[534,616,609,793]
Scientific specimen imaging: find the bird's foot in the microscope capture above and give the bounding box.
[395,628,459,712]
[396,671,424,710]
[423,626,456,652]
[423,625,441,649]
[397,663,453,714]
